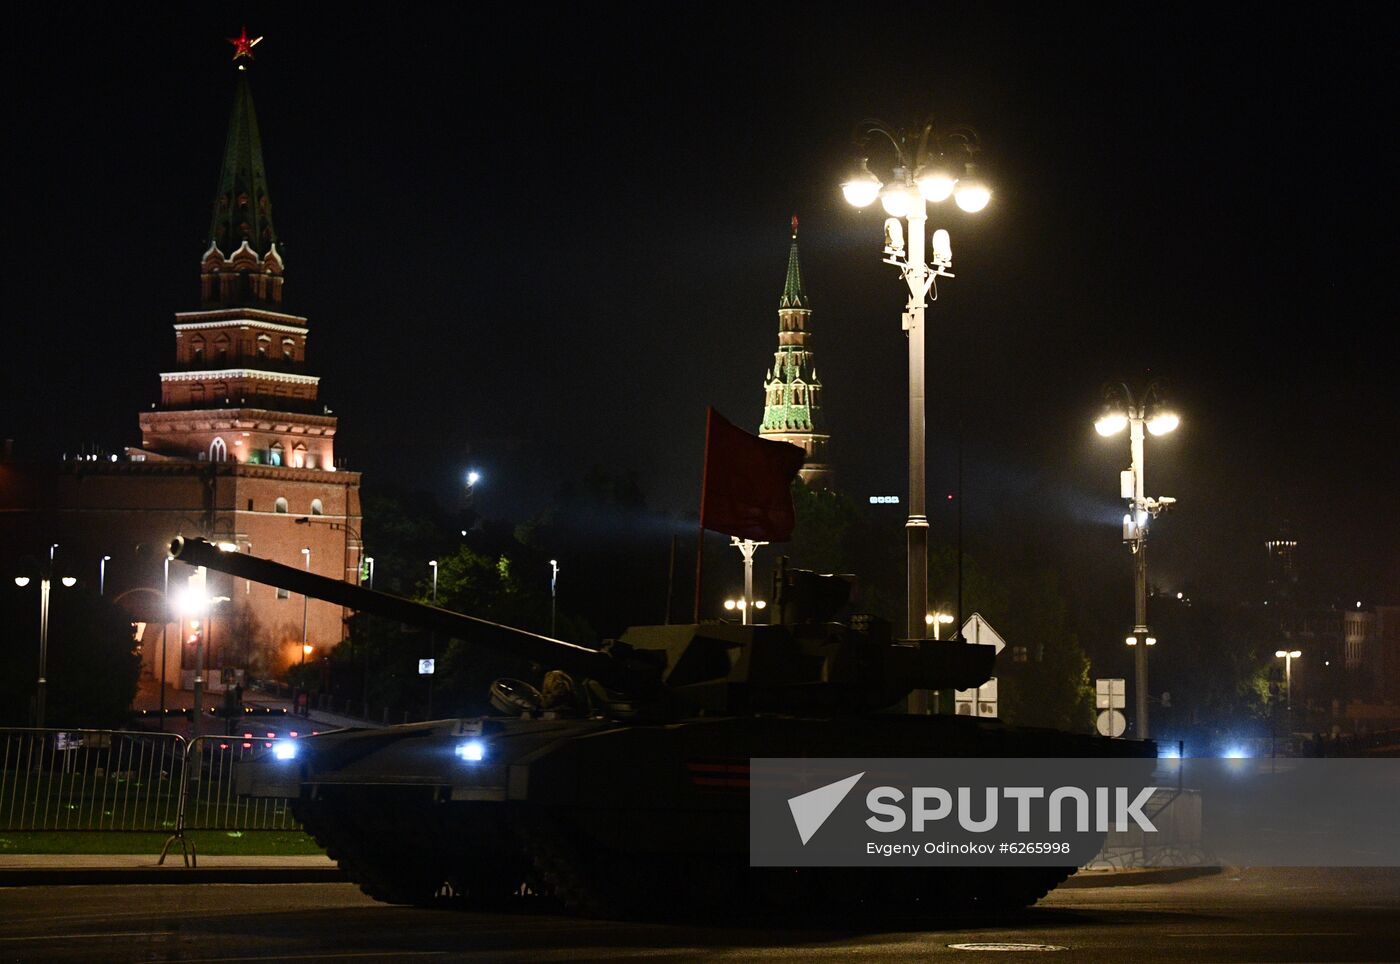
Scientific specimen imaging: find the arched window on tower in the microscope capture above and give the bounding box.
[214,334,230,368]
[257,335,271,362]
[274,496,289,514]
[269,442,284,466]
[311,498,324,516]
[209,437,228,462]
[291,443,307,469]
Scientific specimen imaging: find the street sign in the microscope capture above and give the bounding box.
[1096,709,1127,738]
[954,613,1004,718]
[418,658,435,676]
[960,613,1006,653]
[1095,678,1126,709]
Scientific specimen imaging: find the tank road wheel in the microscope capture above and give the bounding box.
[293,799,453,908]
[931,867,1078,912]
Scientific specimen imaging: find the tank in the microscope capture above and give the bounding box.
[170,536,1154,917]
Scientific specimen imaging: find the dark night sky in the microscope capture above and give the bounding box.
[5,6,1398,628]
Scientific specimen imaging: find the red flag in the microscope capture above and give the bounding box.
[699,408,806,542]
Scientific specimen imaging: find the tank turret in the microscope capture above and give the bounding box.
[168,536,992,717]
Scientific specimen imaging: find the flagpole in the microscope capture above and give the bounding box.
[694,409,714,622]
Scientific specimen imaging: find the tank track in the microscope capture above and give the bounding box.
[298,797,1074,918]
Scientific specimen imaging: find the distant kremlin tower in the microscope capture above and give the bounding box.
[759,218,831,488]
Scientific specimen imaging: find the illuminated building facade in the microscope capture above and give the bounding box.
[0,44,360,694]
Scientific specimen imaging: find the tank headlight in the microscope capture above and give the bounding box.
[456,740,486,762]
[273,740,297,761]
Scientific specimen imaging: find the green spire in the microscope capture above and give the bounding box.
[208,69,276,257]
[779,215,809,310]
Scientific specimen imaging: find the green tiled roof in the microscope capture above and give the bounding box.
[208,71,276,257]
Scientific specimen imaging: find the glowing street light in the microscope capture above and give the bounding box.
[427,560,439,717]
[549,559,559,636]
[175,569,229,739]
[842,117,989,717]
[1095,380,1178,740]
[724,597,767,623]
[100,555,111,596]
[13,551,77,727]
[924,611,955,640]
[1275,649,1302,708]
[300,548,311,666]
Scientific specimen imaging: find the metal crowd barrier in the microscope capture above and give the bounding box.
[0,727,302,867]
[1087,787,1208,868]
[0,728,185,834]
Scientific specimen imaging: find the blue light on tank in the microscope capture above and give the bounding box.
[456,740,486,762]
[273,740,297,761]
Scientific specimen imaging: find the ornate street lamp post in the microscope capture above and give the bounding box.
[14,544,76,728]
[1095,380,1179,739]
[841,118,989,714]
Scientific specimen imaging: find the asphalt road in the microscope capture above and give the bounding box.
[1,868,1397,962]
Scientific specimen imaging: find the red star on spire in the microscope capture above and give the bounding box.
[227,27,263,62]
[791,214,799,239]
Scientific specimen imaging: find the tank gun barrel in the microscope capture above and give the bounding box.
[168,537,645,690]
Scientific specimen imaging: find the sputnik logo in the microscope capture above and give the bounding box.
[787,772,864,845]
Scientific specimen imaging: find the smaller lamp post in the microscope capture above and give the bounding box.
[549,559,559,636]
[1275,649,1302,708]
[427,560,439,718]
[173,572,228,740]
[1095,380,1179,739]
[99,555,111,596]
[14,553,77,728]
[299,548,312,666]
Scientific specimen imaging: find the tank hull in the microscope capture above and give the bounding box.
[262,715,1154,916]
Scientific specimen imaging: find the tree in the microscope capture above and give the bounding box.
[0,583,141,728]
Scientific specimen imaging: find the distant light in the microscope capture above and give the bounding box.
[61,576,77,588]
[302,644,314,655]
[754,600,767,610]
[1176,592,1184,600]
[1146,411,1180,436]
[1095,413,1129,436]
[1145,636,1157,646]
[217,542,239,553]
[1125,635,1138,647]
[1158,744,1181,760]
[273,740,297,761]
[466,470,481,487]
[456,740,485,762]
[1222,745,1249,760]
[723,600,736,611]
[1356,600,1362,609]
[14,576,30,587]
[868,495,900,504]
